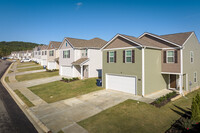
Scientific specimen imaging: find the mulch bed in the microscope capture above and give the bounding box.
[151,94,178,108]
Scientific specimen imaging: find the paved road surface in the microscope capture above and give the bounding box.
[0,59,38,133]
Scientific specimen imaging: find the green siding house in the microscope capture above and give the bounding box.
[101,32,200,96]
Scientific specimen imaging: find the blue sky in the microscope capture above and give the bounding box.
[0,0,200,44]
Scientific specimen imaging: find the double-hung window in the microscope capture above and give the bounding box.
[190,51,194,63]
[194,72,197,83]
[125,50,132,63]
[167,51,174,63]
[109,51,114,63]
[49,50,54,56]
[45,51,47,55]
[63,50,70,58]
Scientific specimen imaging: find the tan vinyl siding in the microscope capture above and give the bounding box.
[145,48,167,95]
[183,33,200,90]
[102,47,142,95]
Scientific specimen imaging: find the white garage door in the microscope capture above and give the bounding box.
[106,74,136,94]
[48,61,56,70]
[41,59,47,66]
[61,66,72,76]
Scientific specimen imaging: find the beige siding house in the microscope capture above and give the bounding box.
[102,32,200,96]
[47,41,62,70]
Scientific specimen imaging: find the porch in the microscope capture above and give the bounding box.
[72,58,89,79]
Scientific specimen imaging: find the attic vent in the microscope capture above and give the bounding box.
[66,42,68,47]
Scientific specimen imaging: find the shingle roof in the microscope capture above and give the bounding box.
[66,37,107,48]
[159,32,193,46]
[41,45,48,50]
[72,58,89,65]
[48,41,62,50]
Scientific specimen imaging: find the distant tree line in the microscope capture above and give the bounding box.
[0,41,44,57]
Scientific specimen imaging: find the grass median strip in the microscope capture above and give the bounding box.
[14,90,34,107]
[78,89,200,133]
[28,78,103,103]
[16,71,59,82]
[17,66,44,72]
[5,77,9,83]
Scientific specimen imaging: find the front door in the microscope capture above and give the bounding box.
[83,66,88,78]
[170,75,176,88]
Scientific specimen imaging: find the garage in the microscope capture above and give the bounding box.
[41,59,47,66]
[48,61,56,70]
[106,74,136,94]
[60,66,72,76]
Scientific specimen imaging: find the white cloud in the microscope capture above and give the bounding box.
[76,2,83,9]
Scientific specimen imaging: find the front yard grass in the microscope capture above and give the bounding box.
[78,89,200,133]
[16,71,59,82]
[17,66,44,72]
[17,63,39,68]
[14,90,34,107]
[28,78,103,103]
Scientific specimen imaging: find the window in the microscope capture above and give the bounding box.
[194,72,197,83]
[49,50,54,56]
[167,51,174,63]
[190,51,194,63]
[45,51,47,55]
[125,50,132,63]
[39,51,41,55]
[35,52,37,55]
[42,51,44,55]
[86,49,88,56]
[63,50,70,58]
[109,51,114,63]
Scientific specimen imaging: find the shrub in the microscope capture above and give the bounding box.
[178,118,193,130]
[154,91,177,105]
[191,93,200,122]
[62,77,65,80]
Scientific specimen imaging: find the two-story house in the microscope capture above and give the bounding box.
[33,46,42,63]
[101,32,200,96]
[40,45,48,66]
[59,37,106,79]
[47,41,62,70]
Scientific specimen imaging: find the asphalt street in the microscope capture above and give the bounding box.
[0,59,38,133]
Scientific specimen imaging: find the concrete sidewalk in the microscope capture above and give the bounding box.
[30,90,154,133]
[8,76,62,90]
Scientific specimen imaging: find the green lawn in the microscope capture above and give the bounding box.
[78,89,200,133]
[17,63,39,68]
[5,77,9,83]
[17,66,44,72]
[28,78,103,103]
[16,71,59,82]
[17,62,36,67]
[14,90,34,107]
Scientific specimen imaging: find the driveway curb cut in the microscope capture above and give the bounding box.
[1,62,51,133]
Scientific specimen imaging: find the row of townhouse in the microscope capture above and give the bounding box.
[11,50,33,60]
[32,31,200,96]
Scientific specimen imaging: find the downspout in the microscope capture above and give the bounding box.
[180,47,184,95]
[142,47,146,96]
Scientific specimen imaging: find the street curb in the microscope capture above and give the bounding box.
[1,62,51,133]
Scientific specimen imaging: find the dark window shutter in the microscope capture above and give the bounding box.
[114,51,116,63]
[174,50,177,63]
[107,52,109,63]
[68,50,70,58]
[132,50,135,63]
[123,50,125,63]
[163,51,166,63]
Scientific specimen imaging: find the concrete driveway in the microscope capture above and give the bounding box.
[30,90,153,133]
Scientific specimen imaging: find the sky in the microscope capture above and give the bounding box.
[0,0,200,45]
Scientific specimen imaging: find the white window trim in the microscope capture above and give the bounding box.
[194,72,197,83]
[63,51,67,58]
[125,49,132,63]
[167,50,174,63]
[109,51,114,63]
[190,51,194,63]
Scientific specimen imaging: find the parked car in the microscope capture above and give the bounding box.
[20,59,31,63]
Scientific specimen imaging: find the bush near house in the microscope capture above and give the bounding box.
[61,77,79,83]
[151,91,178,107]
[46,69,59,72]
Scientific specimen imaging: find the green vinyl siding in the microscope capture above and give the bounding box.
[183,33,200,90]
[102,47,142,95]
[144,48,167,95]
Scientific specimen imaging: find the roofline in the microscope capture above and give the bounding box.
[80,58,89,66]
[138,32,182,48]
[182,32,194,47]
[101,34,143,50]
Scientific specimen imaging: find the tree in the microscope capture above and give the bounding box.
[191,93,200,122]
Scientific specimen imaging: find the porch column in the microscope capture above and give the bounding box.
[80,65,83,79]
[179,74,183,94]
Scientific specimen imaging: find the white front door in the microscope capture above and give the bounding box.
[106,74,136,94]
